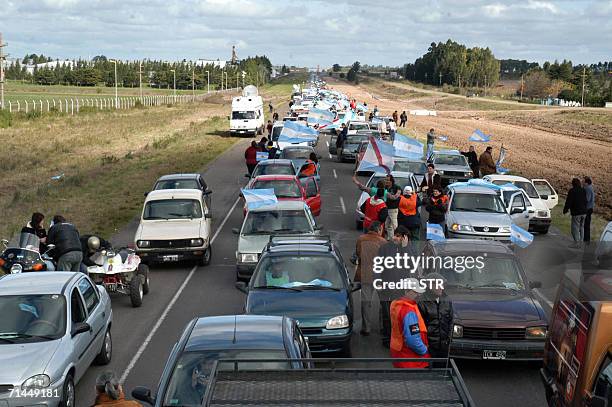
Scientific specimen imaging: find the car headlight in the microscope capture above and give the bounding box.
[437,170,445,175]
[10,263,23,274]
[450,223,472,232]
[326,315,349,330]
[452,324,463,338]
[189,238,204,247]
[137,240,150,248]
[239,253,258,263]
[465,171,473,177]
[537,210,549,218]
[22,374,50,389]
[498,226,511,233]
[526,326,547,340]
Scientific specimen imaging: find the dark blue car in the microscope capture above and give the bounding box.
[236,236,360,356]
[131,315,310,407]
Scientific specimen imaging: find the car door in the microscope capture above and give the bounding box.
[77,277,105,369]
[589,354,612,406]
[532,179,558,209]
[508,192,530,230]
[69,286,93,381]
[329,134,337,155]
[301,177,321,216]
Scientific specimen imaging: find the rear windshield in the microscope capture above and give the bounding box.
[242,210,312,235]
[434,154,468,166]
[252,164,295,177]
[281,149,312,160]
[251,180,302,198]
[144,199,202,220]
[155,180,199,190]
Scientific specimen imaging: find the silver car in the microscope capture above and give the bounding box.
[0,272,113,407]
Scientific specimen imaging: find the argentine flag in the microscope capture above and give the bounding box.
[393,133,424,159]
[241,188,277,211]
[496,146,510,174]
[468,129,491,143]
[279,120,318,143]
[426,223,446,241]
[510,224,534,248]
[356,137,395,173]
[356,103,368,112]
[307,107,335,126]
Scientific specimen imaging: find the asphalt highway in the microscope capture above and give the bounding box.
[74,132,584,407]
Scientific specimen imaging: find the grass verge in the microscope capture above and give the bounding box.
[550,197,607,239]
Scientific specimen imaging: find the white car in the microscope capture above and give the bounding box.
[347,121,370,136]
[483,175,553,234]
[134,189,212,265]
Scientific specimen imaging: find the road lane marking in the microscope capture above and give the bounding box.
[328,154,332,159]
[533,288,553,309]
[333,169,337,179]
[119,196,241,384]
[339,196,346,214]
[326,140,329,147]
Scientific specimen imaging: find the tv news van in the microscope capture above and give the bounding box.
[230,85,264,137]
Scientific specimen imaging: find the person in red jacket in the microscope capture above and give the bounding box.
[360,187,388,232]
[245,141,259,176]
[390,278,430,368]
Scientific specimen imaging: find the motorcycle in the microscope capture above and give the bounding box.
[0,233,55,275]
[87,248,150,308]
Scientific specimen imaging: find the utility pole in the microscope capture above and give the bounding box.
[170,69,176,102]
[205,70,210,93]
[109,59,118,108]
[191,68,195,100]
[457,74,461,88]
[439,72,442,86]
[138,61,143,101]
[520,74,524,100]
[236,71,239,90]
[484,74,487,97]
[581,66,586,106]
[0,33,6,109]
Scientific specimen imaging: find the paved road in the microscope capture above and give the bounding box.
[75,132,583,407]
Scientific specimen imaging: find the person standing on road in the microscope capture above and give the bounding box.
[272,111,279,122]
[461,145,479,177]
[21,212,48,253]
[478,146,496,176]
[361,187,389,233]
[399,111,407,127]
[257,137,268,151]
[583,176,595,243]
[426,128,436,160]
[336,123,348,151]
[390,278,429,368]
[266,141,278,159]
[563,177,588,247]
[418,273,453,360]
[245,141,259,175]
[398,186,422,241]
[266,120,273,137]
[420,163,441,196]
[93,371,142,407]
[426,187,448,226]
[373,105,379,116]
[355,221,387,336]
[268,102,273,113]
[392,110,399,125]
[47,215,83,272]
[378,226,414,347]
[382,175,401,241]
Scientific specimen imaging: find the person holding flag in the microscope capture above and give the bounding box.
[478,146,496,176]
[461,146,479,177]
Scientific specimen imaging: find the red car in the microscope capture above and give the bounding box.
[243,175,321,216]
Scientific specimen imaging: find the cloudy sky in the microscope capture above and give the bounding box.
[2,0,611,67]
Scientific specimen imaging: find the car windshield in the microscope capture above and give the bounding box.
[252,164,295,177]
[253,255,345,289]
[251,180,302,198]
[271,126,283,141]
[232,111,255,120]
[436,256,525,290]
[434,154,468,166]
[345,135,369,144]
[393,161,426,174]
[162,350,289,407]
[368,176,413,190]
[155,180,199,190]
[242,210,313,235]
[450,193,506,213]
[350,123,369,131]
[0,295,66,343]
[144,199,202,220]
[281,149,312,160]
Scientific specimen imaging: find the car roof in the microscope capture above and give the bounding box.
[267,244,334,254]
[282,145,314,151]
[0,272,80,295]
[251,174,298,182]
[184,315,288,352]
[145,189,203,201]
[486,174,530,182]
[257,159,294,166]
[433,149,461,155]
[372,170,415,178]
[157,173,200,181]
[429,239,514,256]
[449,185,497,194]
[248,200,307,212]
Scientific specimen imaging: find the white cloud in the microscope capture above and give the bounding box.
[483,3,508,17]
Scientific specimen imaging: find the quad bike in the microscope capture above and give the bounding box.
[87,248,150,307]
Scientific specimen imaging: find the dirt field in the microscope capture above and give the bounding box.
[328,77,612,220]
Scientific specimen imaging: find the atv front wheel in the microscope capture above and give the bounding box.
[129,277,143,307]
[138,264,150,295]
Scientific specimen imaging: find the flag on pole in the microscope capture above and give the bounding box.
[496,146,510,174]
[426,223,446,241]
[510,224,534,248]
[356,136,395,173]
[468,129,491,142]
[279,120,318,143]
[241,188,278,211]
[393,133,424,159]
[307,107,335,126]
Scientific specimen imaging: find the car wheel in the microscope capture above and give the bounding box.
[539,226,549,235]
[129,277,143,307]
[60,374,75,407]
[94,328,112,365]
[137,264,150,295]
[199,245,212,266]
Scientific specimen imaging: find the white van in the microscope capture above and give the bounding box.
[230,85,264,137]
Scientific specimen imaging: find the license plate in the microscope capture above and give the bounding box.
[483,350,506,360]
[449,178,458,183]
[162,255,179,262]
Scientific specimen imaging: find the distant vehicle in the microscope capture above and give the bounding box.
[233,201,320,280]
[337,133,370,162]
[445,184,528,242]
[484,175,552,234]
[237,235,359,355]
[0,272,113,407]
[249,159,297,180]
[531,179,559,210]
[430,150,474,186]
[393,158,427,184]
[130,315,311,407]
[149,173,212,210]
[347,121,370,136]
[244,175,321,216]
[282,116,297,122]
[422,239,547,361]
[230,85,264,137]
[279,145,316,170]
[135,189,213,266]
[355,171,419,230]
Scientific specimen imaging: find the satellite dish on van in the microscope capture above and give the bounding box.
[242,85,258,97]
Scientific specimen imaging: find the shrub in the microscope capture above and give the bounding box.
[0,110,12,128]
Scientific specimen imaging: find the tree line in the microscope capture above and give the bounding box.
[4,54,272,90]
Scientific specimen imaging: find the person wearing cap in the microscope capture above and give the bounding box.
[390,278,430,368]
[93,371,142,407]
[418,272,454,359]
[398,185,422,241]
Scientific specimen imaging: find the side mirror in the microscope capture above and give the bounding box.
[144,192,149,197]
[511,207,524,215]
[244,174,251,178]
[235,281,248,294]
[540,194,548,200]
[315,225,324,231]
[71,322,91,337]
[232,228,240,235]
[203,190,213,196]
[204,213,212,219]
[529,281,542,289]
[227,115,230,120]
[44,244,56,254]
[350,282,362,292]
[132,386,155,405]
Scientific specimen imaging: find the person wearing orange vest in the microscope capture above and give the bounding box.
[398,186,423,241]
[390,278,430,368]
[299,159,317,177]
[425,187,449,226]
[360,187,388,232]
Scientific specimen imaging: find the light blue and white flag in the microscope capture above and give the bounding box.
[356,103,368,112]
[279,120,318,143]
[510,224,534,248]
[393,133,424,159]
[437,135,448,142]
[256,151,268,162]
[241,188,277,211]
[307,107,335,126]
[426,223,446,241]
[356,137,395,173]
[468,129,491,142]
[496,146,510,174]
